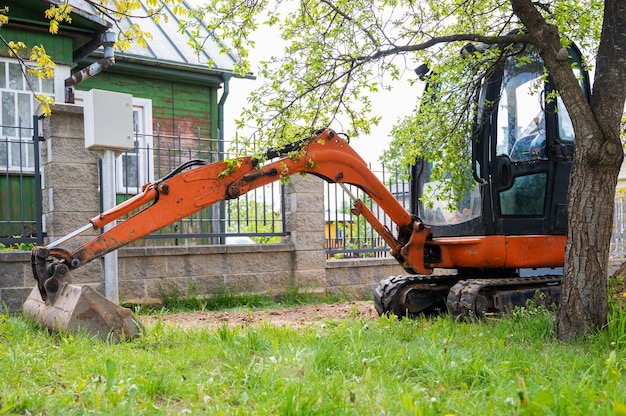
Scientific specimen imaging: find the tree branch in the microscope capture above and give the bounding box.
[318,0,379,47]
[352,32,532,65]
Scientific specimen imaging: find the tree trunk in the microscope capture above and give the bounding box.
[557,143,619,339]
[512,0,626,339]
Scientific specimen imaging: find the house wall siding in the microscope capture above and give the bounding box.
[0,27,73,63]
[75,71,217,139]
[0,175,37,237]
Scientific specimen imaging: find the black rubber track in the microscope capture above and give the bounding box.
[374,274,459,317]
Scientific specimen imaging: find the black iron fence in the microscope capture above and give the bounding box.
[0,116,44,247]
[325,164,411,259]
[114,126,286,246]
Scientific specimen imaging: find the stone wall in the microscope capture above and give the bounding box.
[117,244,297,300]
[326,258,404,298]
[0,104,405,312]
[284,174,328,294]
[1,245,403,313]
[0,251,32,312]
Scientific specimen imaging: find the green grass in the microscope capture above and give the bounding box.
[1,304,626,415]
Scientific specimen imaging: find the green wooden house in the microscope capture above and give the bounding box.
[0,0,247,240]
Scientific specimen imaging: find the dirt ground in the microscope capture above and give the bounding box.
[141,301,379,329]
[140,271,626,330]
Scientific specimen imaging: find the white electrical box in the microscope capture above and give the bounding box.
[84,89,134,151]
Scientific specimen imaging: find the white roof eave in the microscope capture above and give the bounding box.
[45,0,247,76]
[43,0,112,29]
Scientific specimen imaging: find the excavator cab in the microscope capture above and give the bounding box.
[374,42,592,317]
[413,43,590,239]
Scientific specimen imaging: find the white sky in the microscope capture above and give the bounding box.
[224,75,422,169]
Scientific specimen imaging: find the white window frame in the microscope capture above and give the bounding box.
[74,91,154,194]
[0,57,57,173]
[117,98,154,194]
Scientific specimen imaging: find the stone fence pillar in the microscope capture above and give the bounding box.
[284,174,327,294]
[40,104,104,287]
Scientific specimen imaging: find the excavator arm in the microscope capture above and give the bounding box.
[26,128,568,339]
[31,129,432,305]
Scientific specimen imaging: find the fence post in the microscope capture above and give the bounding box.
[33,116,44,244]
[284,174,327,294]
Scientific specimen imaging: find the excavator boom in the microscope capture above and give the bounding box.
[25,129,424,339]
[34,129,416,276]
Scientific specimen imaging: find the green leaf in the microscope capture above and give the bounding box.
[614,401,626,416]
[105,358,117,391]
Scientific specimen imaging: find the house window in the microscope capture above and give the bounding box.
[117,98,154,194]
[0,59,54,172]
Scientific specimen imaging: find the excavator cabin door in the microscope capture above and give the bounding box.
[479,43,590,236]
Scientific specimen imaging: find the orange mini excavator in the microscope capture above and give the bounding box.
[25,41,590,339]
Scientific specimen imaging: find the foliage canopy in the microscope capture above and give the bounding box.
[187,0,605,201]
[2,0,605,164]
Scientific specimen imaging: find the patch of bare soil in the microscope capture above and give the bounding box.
[141,301,378,330]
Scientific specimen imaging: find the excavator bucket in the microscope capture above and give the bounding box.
[24,246,144,342]
[23,283,144,342]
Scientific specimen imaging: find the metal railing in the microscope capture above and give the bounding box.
[0,117,44,246]
[325,163,410,259]
[114,126,286,246]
